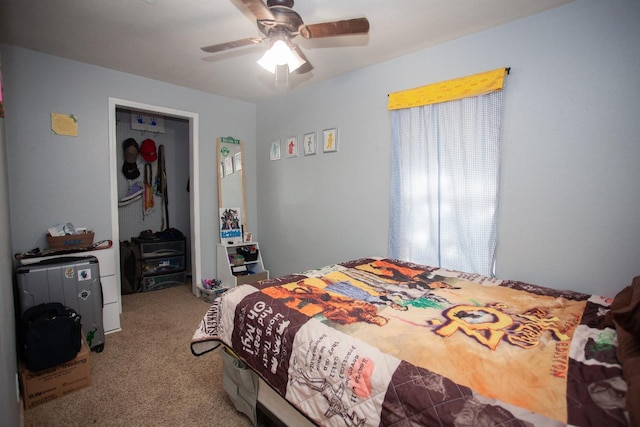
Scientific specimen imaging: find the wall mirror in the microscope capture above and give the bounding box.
[217,137,247,243]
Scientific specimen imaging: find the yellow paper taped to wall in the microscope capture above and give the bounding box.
[51,113,78,136]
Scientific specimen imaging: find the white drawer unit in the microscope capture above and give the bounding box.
[88,247,121,333]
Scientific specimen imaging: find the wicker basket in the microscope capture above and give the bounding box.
[47,231,94,250]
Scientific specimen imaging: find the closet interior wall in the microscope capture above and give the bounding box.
[115,108,192,275]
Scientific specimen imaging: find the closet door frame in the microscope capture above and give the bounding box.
[108,98,202,306]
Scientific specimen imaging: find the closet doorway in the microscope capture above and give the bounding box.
[108,98,202,303]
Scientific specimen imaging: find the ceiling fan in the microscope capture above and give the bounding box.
[201,0,370,79]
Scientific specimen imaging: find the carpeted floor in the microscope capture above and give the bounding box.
[23,282,253,426]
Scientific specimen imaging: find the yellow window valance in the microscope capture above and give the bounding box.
[388,68,508,111]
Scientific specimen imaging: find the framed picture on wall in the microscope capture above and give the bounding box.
[224,156,234,175]
[303,132,316,156]
[323,128,338,153]
[270,140,281,161]
[234,152,242,171]
[286,136,298,158]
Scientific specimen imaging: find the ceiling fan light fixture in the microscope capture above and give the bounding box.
[257,39,305,73]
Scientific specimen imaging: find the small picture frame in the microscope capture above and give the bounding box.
[285,136,298,158]
[303,132,316,156]
[234,152,242,171]
[323,128,338,153]
[224,156,234,175]
[270,140,281,161]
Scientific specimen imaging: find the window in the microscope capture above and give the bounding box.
[388,69,507,276]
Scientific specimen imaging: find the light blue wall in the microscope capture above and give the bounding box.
[1,45,258,282]
[1,46,257,421]
[256,0,640,297]
[0,116,20,427]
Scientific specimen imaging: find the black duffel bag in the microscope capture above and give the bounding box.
[20,302,82,372]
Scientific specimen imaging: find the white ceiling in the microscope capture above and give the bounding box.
[0,0,572,104]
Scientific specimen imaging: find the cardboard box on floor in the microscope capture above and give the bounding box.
[19,338,91,409]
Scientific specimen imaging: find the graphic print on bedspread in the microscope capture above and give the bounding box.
[286,323,400,426]
[229,289,310,396]
[380,360,548,426]
[290,259,602,423]
[192,258,627,426]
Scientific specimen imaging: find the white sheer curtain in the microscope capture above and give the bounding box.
[388,91,503,276]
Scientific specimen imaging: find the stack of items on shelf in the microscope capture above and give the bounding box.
[15,223,112,262]
[46,222,94,251]
[236,245,259,262]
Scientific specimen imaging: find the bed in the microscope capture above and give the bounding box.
[191,257,638,426]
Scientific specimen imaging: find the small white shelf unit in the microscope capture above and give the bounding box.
[217,242,269,287]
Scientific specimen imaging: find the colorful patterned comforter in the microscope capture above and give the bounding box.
[191,258,629,426]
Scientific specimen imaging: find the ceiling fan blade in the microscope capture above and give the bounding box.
[299,17,369,39]
[239,0,275,22]
[201,37,264,53]
[291,45,313,74]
